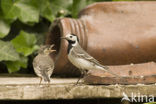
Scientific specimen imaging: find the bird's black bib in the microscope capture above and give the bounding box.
[67,40,75,54]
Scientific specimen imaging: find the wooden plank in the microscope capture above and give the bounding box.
[0,77,156,100]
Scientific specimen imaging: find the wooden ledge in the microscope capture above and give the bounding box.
[0,77,156,100]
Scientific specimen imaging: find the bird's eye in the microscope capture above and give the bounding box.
[70,36,72,38]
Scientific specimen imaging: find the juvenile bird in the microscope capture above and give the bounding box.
[61,34,119,84]
[33,44,55,85]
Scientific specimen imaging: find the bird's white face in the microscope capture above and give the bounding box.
[61,34,79,46]
[65,34,78,42]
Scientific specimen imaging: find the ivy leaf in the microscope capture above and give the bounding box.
[1,0,20,21]
[40,0,55,22]
[1,0,39,24]
[72,0,87,18]
[11,30,39,56]
[15,0,40,24]
[6,56,28,73]
[0,40,20,61]
[0,19,10,38]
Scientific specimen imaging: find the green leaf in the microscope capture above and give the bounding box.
[0,40,20,61]
[11,30,39,56]
[72,0,87,18]
[40,0,55,22]
[1,0,39,24]
[0,19,10,38]
[6,55,28,73]
[1,0,19,21]
[15,0,40,23]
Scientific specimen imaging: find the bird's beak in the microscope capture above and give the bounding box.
[50,50,56,53]
[50,44,54,49]
[60,37,67,40]
[44,49,56,54]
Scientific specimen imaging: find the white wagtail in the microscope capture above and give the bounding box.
[61,34,119,84]
[33,44,56,85]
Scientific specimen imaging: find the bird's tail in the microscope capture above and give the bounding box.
[41,70,50,82]
[101,65,120,78]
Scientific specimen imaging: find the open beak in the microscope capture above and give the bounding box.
[50,50,56,53]
[50,44,54,49]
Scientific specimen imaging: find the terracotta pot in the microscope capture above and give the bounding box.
[46,1,156,77]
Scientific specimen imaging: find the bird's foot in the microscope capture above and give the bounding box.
[39,77,42,85]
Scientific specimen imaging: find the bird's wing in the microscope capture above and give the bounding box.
[32,56,39,68]
[72,44,100,65]
[38,63,53,82]
[71,45,120,77]
[33,55,54,74]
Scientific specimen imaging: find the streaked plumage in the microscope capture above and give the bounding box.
[33,45,55,85]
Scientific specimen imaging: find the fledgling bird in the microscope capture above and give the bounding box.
[33,44,56,85]
[61,34,119,84]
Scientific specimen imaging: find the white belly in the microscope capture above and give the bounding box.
[68,54,96,70]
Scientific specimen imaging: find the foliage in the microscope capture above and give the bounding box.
[0,40,20,61]
[0,0,133,73]
[11,31,39,56]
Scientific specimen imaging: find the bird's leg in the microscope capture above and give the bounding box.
[48,81,50,87]
[39,77,42,85]
[75,70,84,85]
[75,77,81,85]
